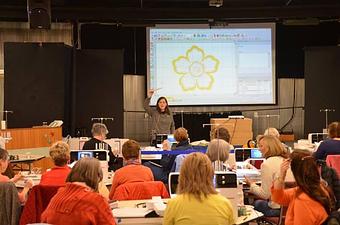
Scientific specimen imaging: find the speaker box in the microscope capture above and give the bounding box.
[27,0,51,29]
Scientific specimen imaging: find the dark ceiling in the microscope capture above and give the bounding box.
[0,0,339,25]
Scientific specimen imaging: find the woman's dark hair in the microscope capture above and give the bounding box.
[66,157,103,192]
[156,97,171,115]
[211,126,231,143]
[0,148,9,161]
[290,150,334,213]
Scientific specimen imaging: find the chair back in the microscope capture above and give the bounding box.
[326,155,340,176]
[20,185,63,225]
[112,181,170,201]
[172,154,187,172]
[0,182,21,225]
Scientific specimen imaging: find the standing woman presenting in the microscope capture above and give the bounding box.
[144,89,175,144]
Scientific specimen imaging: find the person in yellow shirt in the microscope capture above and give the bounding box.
[163,152,234,225]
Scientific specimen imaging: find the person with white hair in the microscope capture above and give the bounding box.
[264,127,280,138]
[82,123,121,171]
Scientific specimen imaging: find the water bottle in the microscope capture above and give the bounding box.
[237,181,246,216]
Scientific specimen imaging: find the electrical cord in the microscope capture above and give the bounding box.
[280,79,296,132]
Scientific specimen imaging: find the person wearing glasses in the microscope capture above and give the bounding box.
[82,123,120,171]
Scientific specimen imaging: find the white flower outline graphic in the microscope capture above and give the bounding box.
[172,45,220,91]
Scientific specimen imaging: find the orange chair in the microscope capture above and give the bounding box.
[112,181,170,201]
[19,185,63,225]
[326,155,340,176]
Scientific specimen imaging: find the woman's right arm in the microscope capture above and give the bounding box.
[271,159,294,205]
[249,162,272,199]
[143,97,154,116]
[144,89,155,116]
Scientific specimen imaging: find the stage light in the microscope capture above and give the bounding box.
[209,0,223,7]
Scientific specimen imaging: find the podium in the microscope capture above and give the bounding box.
[0,127,62,150]
[210,118,253,145]
[0,127,62,172]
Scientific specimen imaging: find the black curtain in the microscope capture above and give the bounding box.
[74,49,124,138]
[304,46,340,134]
[4,43,73,136]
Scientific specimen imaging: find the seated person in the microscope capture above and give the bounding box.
[145,127,192,184]
[264,127,291,152]
[0,148,33,203]
[314,121,340,160]
[272,150,334,225]
[245,135,294,217]
[210,126,234,149]
[206,139,233,171]
[109,140,154,199]
[82,123,121,171]
[41,157,116,225]
[40,141,71,186]
[163,152,234,225]
[264,127,280,138]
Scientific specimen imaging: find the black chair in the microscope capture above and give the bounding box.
[0,182,21,225]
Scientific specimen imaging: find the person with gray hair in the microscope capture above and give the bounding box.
[206,139,233,171]
[82,123,122,171]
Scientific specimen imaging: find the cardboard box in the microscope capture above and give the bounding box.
[210,118,253,145]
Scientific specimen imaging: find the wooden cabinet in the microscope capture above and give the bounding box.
[0,127,62,150]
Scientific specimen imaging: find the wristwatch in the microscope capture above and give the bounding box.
[274,174,285,183]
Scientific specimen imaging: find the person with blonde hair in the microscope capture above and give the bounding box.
[109,140,154,199]
[206,139,232,171]
[163,152,234,225]
[41,157,116,225]
[245,135,293,217]
[40,141,71,186]
[314,121,340,160]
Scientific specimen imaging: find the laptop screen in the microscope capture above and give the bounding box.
[78,151,93,159]
[168,172,180,196]
[235,148,262,162]
[167,134,177,145]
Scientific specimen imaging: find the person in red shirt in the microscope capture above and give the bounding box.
[41,157,116,225]
[0,148,33,203]
[109,140,154,200]
[40,141,71,186]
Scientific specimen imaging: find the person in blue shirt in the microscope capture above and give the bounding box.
[314,121,340,160]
